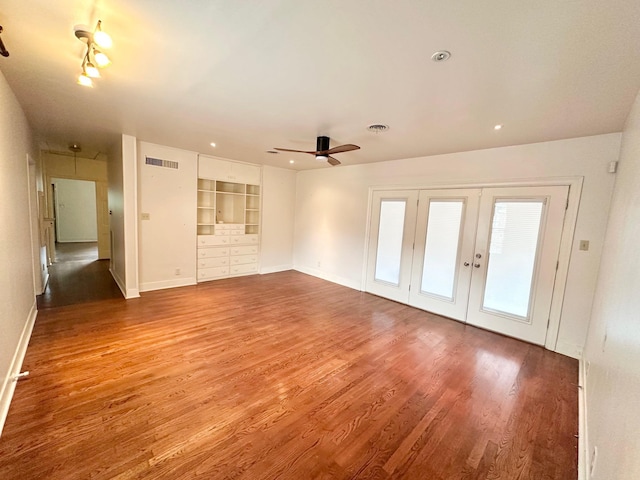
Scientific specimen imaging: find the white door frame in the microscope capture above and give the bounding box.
[361,176,583,353]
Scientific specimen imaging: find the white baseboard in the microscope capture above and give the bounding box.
[555,339,583,359]
[293,266,361,291]
[260,264,293,275]
[110,267,140,299]
[0,301,37,437]
[139,277,196,293]
[578,358,588,480]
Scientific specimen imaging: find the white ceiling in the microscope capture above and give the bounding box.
[1,0,640,170]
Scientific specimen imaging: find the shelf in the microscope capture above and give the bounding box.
[198,206,216,210]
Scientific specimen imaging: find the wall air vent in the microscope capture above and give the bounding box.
[145,157,178,169]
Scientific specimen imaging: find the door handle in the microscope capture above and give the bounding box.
[474,263,481,268]
[475,253,482,259]
[463,262,470,267]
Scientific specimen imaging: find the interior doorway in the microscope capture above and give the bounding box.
[365,185,569,346]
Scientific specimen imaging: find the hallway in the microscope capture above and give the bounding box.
[36,242,123,309]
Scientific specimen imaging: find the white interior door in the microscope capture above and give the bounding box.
[365,185,569,346]
[466,186,568,345]
[409,189,480,321]
[365,190,418,303]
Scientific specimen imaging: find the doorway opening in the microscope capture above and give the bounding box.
[38,178,121,308]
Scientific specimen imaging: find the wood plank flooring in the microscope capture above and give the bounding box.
[0,271,578,479]
[37,242,123,309]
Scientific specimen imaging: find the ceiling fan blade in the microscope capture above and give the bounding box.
[273,147,317,154]
[327,156,341,166]
[325,144,360,155]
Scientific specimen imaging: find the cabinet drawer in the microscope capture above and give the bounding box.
[229,263,258,275]
[197,247,229,258]
[231,245,258,255]
[216,230,231,236]
[230,234,259,245]
[197,235,217,246]
[230,254,258,265]
[230,229,245,235]
[216,223,243,230]
[198,266,229,280]
[198,257,229,268]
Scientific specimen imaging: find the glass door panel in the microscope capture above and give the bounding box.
[365,190,418,304]
[409,189,480,321]
[482,201,544,319]
[467,186,569,345]
[374,200,407,285]
[421,200,464,299]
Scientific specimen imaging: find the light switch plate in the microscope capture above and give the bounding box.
[579,240,589,251]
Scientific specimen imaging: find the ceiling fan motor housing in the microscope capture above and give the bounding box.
[317,136,330,152]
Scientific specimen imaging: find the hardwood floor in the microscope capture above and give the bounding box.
[1,271,578,479]
[37,242,123,309]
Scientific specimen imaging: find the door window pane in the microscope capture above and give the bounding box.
[421,200,464,299]
[374,200,406,285]
[483,200,544,318]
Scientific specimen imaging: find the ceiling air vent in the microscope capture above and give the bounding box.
[145,157,178,169]
[367,124,389,133]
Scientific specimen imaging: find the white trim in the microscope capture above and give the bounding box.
[555,339,584,359]
[294,266,361,291]
[364,176,584,354]
[578,358,588,480]
[139,277,196,293]
[109,267,140,299]
[0,302,37,437]
[260,264,293,275]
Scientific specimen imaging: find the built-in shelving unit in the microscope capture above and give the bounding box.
[196,157,261,282]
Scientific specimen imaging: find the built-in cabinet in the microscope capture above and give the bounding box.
[197,156,261,282]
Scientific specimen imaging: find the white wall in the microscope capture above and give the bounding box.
[52,178,98,242]
[138,141,197,291]
[294,134,621,358]
[582,91,640,479]
[0,70,39,434]
[107,135,140,298]
[260,166,296,273]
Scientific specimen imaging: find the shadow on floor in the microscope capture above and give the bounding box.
[37,242,123,309]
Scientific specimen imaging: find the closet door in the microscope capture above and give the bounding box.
[466,186,569,345]
[408,189,480,321]
[365,190,418,303]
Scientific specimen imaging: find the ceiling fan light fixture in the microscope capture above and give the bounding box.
[315,155,328,162]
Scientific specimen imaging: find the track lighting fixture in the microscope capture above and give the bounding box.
[74,20,112,87]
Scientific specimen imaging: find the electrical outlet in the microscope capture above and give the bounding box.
[141,213,150,220]
[316,261,321,268]
[175,268,181,276]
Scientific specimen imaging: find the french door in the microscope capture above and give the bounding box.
[366,185,569,345]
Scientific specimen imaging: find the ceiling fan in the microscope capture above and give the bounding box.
[274,136,360,166]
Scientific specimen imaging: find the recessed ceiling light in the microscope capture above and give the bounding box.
[494,124,503,130]
[210,142,216,147]
[431,51,451,62]
[289,160,294,164]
